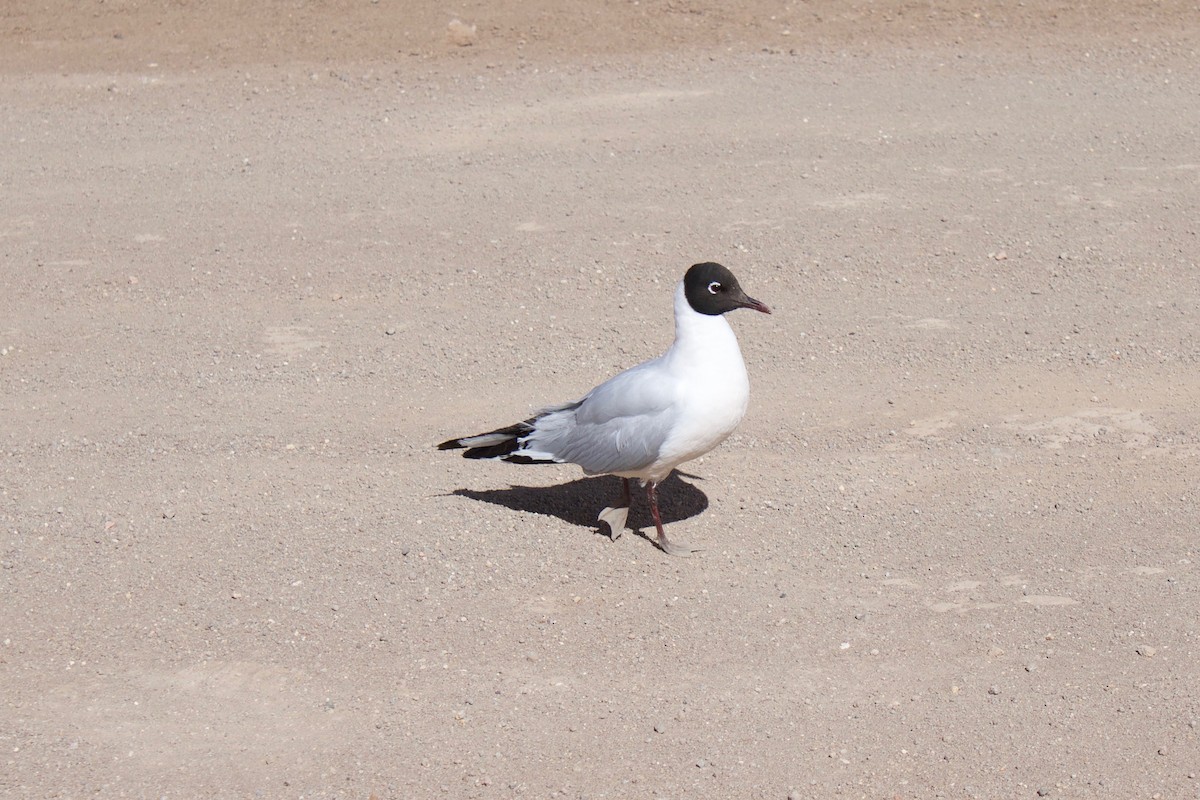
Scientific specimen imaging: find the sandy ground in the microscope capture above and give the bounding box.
[3,2,1200,798]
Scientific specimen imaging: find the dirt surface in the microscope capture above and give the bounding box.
[3,2,1200,798]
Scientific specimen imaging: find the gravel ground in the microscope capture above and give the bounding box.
[2,2,1199,797]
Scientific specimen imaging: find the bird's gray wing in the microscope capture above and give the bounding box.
[522,359,677,475]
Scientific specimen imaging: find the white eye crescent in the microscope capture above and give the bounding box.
[707,281,722,294]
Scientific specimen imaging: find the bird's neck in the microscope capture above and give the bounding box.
[666,280,744,366]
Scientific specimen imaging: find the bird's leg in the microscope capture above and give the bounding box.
[647,481,695,557]
[597,477,632,541]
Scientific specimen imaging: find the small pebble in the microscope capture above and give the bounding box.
[1136,645,1157,657]
[447,18,477,46]
[987,685,1001,696]
[385,327,396,336]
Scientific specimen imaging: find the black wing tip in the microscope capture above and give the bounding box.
[438,417,557,461]
[502,454,557,465]
[461,440,522,460]
[437,421,533,456]
[436,433,558,463]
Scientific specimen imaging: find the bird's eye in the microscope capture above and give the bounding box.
[707,281,722,294]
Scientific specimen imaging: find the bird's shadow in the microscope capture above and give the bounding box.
[450,471,708,543]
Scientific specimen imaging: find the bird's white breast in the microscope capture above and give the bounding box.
[640,282,752,481]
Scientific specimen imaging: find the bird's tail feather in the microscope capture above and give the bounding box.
[438,422,529,460]
[438,401,581,464]
[438,420,557,463]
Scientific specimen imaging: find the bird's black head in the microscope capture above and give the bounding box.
[683,262,772,316]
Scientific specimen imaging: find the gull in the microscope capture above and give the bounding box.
[438,262,770,556]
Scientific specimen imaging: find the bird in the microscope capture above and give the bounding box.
[438,261,770,556]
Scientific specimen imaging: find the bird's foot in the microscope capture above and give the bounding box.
[656,533,699,558]
[597,504,629,541]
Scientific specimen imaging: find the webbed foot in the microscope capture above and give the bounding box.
[598,477,632,541]
[597,504,629,541]
[656,533,699,558]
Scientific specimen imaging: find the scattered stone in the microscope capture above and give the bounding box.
[447,19,477,47]
[1136,645,1157,657]
[385,327,396,336]
[987,685,1001,696]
